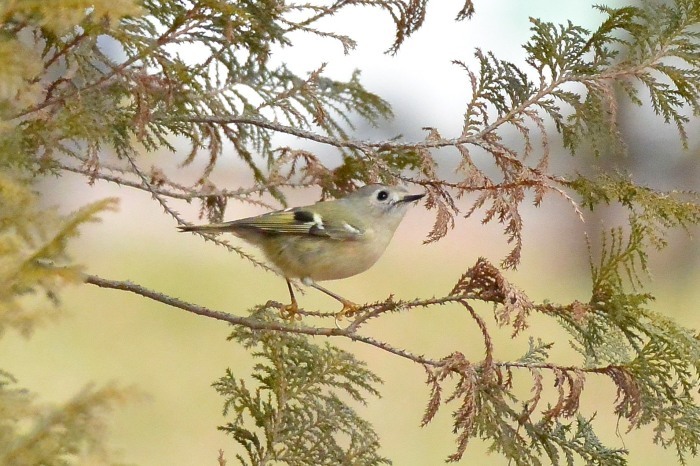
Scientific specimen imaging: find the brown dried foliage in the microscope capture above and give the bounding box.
[422,353,479,461]
[451,257,534,335]
[543,368,586,420]
[408,259,648,462]
[604,365,643,428]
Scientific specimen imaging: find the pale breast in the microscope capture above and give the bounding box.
[259,231,392,281]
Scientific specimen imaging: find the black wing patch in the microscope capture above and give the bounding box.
[293,210,316,223]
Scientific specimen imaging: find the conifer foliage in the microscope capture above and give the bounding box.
[1,0,699,464]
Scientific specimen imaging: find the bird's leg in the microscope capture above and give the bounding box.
[281,278,301,320]
[307,280,359,320]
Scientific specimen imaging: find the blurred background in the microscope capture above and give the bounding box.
[2,1,699,464]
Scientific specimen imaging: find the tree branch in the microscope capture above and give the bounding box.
[82,273,442,366]
[84,273,343,335]
[83,272,617,378]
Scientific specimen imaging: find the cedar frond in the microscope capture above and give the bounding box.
[215,306,389,466]
[0,174,118,337]
[451,258,534,335]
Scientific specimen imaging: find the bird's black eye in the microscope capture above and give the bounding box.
[377,190,389,201]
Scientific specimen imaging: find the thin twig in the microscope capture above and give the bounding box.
[459,299,494,372]
[82,272,438,366]
[83,272,614,378]
[122,152,281,274]
[57,162,298,204]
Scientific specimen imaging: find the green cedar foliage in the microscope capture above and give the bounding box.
[1,0,699,465]
[0,174,131,465]
[214,307,388,466]
[0,173,118,336]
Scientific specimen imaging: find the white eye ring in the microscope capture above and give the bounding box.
[377,190,389,201]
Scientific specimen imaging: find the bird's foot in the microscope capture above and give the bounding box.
[334,300,360,325]
[280,302,301,320]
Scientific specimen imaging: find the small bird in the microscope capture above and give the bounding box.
[179,183,425,318]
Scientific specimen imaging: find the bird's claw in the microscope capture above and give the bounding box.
[280,302,301,320]
[334,301,360,328]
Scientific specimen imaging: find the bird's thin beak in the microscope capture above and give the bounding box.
[400,193,426,203]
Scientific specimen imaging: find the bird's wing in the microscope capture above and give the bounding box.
[232,208,365,240]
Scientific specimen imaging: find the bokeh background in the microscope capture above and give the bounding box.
[2,2,699,464]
